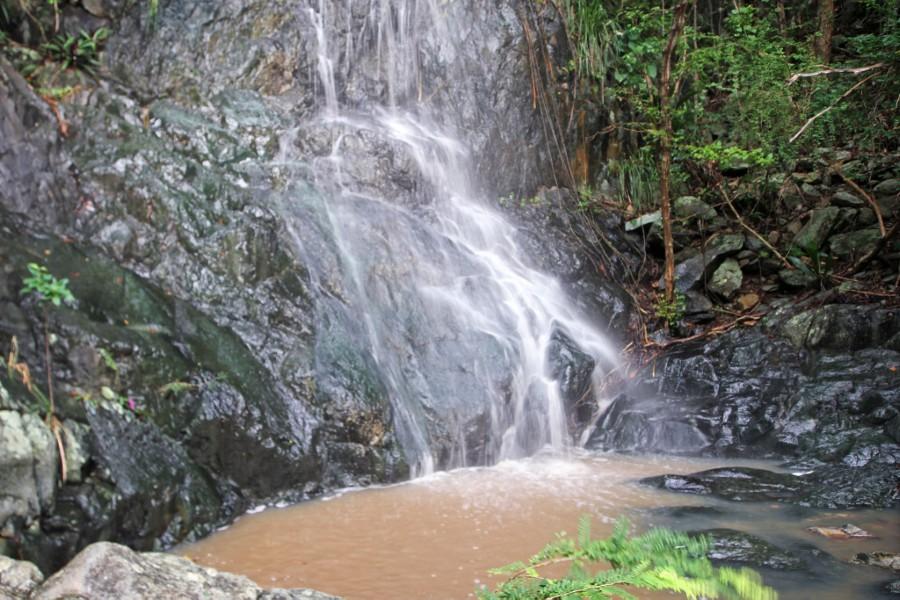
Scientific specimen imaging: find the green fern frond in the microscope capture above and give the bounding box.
[478,518,777,600]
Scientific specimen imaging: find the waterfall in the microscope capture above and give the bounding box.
[279,0,617,476]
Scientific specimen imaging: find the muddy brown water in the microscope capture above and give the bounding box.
[181,452,899,599]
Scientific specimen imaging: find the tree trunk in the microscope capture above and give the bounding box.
[776,0,787,35]
[659,2,689,304]
[814,0,834,64]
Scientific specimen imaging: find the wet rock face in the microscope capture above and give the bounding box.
[1,0,619,572]
[695,529,807,571]
[546,328,596,426]
[589,304,900,508]
[101,0,562,199]
[642,468,806,503]
[641,464,898,509]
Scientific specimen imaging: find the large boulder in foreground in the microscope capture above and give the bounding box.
[26,542,339,600]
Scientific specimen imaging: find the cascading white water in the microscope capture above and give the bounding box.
[283,0,618,476]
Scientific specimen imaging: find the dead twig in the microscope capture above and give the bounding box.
[842,220,900,276]
[643,314,763,350]
[42,97,69,138]
[716,181,792,269]
[787,62,884,85]
[50,416,67,483]
[831,163,886,236]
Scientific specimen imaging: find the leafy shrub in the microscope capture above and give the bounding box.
[21,262,74,307]
[41,27,108,72]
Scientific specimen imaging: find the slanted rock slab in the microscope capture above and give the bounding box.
[31,542,340,600]
[792,207,840,251]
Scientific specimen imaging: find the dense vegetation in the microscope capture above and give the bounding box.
[542,0,899,332]
[559,0,897,199]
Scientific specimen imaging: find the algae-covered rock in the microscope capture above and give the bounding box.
[792,207,840,251]
[829,228,882,259]
[670,233,745,292]
[708,259,743,299]
[674,196,717,221]
[695,529,807,571]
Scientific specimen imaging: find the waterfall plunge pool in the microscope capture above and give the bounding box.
[179,451,900,599]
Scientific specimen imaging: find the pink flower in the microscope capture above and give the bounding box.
[127,397,136,411]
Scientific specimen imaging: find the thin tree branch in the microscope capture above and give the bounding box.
[716,181,792,269]
[842,220,900,276]
[787,62,884,85]
[831,164,886,237]
[790,72,881,143]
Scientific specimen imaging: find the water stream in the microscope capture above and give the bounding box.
[279,0,616,475]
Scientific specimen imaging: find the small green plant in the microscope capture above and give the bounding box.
[20,262,74,430]
[682,142,775,171]
[99,385,139,414]
[788,243,832,288]
[479,518,776,600]
[21,263,75,306]
[41,27,108,72]
[655,291,686,328]
[35,85,75,100]
[98,347,121,387]
[576,184,594,211]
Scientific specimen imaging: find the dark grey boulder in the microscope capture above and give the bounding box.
[694,529,807,571]
[669,233,745,292]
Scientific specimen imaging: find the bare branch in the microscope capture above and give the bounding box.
[787,62,884,85]
[832,164,886,237]
[716,182,792,269]
[790,72,881,143]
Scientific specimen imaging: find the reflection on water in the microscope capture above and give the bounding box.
[181,452,899,599]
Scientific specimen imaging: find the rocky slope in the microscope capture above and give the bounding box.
[587,150,900,509]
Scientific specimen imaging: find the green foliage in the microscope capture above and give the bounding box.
[561,0,896,192]
[21,263,74,307]
[34,85,75,99]
[654,291,685,328]
[681,7,804,162]
[41,27,108,72]
[576,184,593,210]
[800,0,899,149]
[788,243,832,287]
[607,147,667,211]
[479,518,777,600]
[681,143,775,170]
